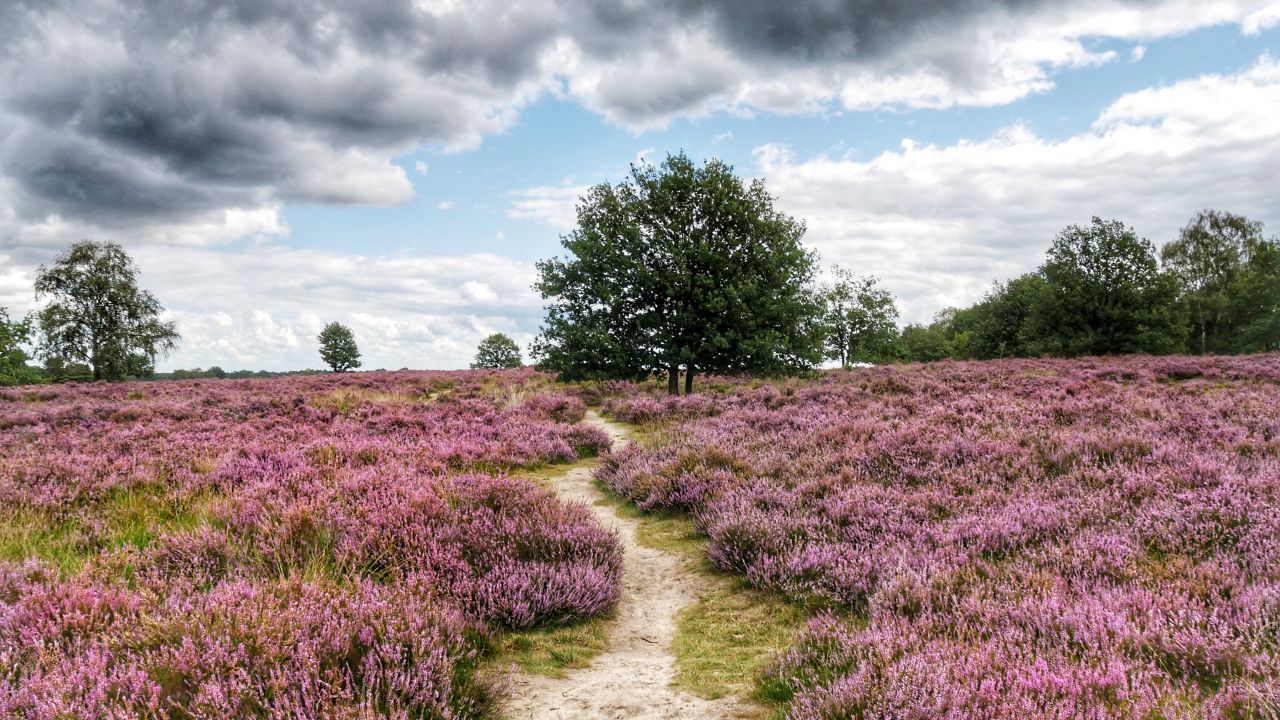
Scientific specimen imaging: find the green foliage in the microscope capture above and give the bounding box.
[317,321,361,373]
[157,367,325,380]
[917,211,1276,363]
[1228,233,1280,352]
[1022,217,1185,356]
[819,268,900,366]
[1162,210,1261,353]
[896,321,952,362]
[1162,210,1279,354]
[42,356,93,383]
[534,152,821,394]
[167,367,227,380]
[0,308,44,386]
[471,333,523,369]
[34,240,180,382]
[949,273,1047,360]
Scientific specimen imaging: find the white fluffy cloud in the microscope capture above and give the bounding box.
[4,241,543,371]
[143,245,542,370]
[507,184,589,230]
[755,55,1280,323]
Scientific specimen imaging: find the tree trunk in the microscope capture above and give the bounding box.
[684,366,696,395]
[667,366,680,396]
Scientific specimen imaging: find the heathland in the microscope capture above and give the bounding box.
[3,354,1278,718]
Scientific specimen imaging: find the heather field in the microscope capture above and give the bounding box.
[600,354,1280,719]
[0,369,619,718]
[3,357,1280,719]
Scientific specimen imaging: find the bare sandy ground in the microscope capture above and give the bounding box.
[505,412,743,719]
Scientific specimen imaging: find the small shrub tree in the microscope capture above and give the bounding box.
[471,333,522,369]
[318,322,361,372]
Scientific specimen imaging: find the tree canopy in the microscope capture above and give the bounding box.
[1162,210,1278,354]
[318,322,361,372]
[534,152,821,394]
[471,333,522,369]
[1022,217,1185,356]
[34,240,180,381]
[896,212,1280,364]
[0,308,42,386]
[819,268,899,367]
[947,273,1047,360]
[1227,231,1280,353]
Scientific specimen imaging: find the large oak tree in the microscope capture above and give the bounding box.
[534,153,821,394]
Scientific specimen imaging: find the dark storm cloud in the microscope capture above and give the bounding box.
[679,0,1088,61]
[3,127,257,223]
[0,0,1216,230]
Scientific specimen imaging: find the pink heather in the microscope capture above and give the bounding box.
[1,369,618,718]
[597,355,1280,719]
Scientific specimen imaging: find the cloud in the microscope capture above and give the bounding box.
[70,244,541,371]
[1,0,1276,243]
[437,200,456,211]
[754,55,1280,323]
[1243,3,1280,33]
[507,184,589,230]
[415,160,430,175]
[1131,45,1148,62]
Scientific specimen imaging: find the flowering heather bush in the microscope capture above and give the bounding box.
[0,369,620,717]
[598,354,1280,718]
[1,562,495,719]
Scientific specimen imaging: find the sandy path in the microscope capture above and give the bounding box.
[506,412,742,720]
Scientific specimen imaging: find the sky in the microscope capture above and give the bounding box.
[1,1,1278,371]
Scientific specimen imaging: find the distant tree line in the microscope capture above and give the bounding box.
[890,211,1279,363]
[0,240,372,386]
[1,239,519,385]
[533,154,1279,392]
[155,367,329,381]
[4,159,1276,390]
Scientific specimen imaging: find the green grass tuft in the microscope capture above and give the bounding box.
[492,618,610,678]
[674,582,807,704]
[0,485,220,576]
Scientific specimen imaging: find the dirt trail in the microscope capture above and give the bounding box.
[506,411,742,720]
